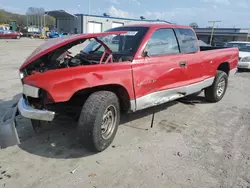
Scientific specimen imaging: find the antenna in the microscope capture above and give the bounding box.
[246,24,250,41]
[151,111,155,128]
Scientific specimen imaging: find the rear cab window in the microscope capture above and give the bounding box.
[145,29,180,56]
[174,28,199,53]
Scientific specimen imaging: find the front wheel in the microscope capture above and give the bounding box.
[78,91,120,152]
[204,70,228,102]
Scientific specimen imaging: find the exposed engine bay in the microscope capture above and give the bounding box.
[23,37,133,76]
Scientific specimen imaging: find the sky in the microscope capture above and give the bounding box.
[1,0,250,28]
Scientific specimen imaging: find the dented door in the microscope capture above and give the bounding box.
[131,28,188,110]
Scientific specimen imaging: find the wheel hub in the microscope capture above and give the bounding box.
[216,78,226,97]
[101,105,117,140]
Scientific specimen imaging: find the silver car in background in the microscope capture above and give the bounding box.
[224,41,250,70]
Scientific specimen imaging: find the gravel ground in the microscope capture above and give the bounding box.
[0,38,250,188]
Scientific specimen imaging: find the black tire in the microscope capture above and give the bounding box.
[204,70,228,102]
[78,91,120,152]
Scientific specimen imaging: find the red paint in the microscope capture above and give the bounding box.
[24,63,134,102]
[20,24,238,104]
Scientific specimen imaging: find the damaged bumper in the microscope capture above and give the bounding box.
[18,97,55,121]
[0,97,55,148]
[0,103,20,148]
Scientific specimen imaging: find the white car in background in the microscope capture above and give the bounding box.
[224,41,250,70]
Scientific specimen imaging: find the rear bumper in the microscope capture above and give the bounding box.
[18,97,55,121]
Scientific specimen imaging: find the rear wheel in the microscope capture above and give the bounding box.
[78,91,120,152]
[204,70,228,102]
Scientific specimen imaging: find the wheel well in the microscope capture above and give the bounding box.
[70,84,131,112]
[217,62,229,75]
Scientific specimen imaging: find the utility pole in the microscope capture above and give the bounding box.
[246,24,250,41]
[87,0,91,33]
[77,5,81,14]
[208,20,221,46]
[43,15,45,27]
[88,0,91,15]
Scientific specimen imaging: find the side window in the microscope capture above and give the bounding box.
[175,28,198,53]
[145,29,180,56]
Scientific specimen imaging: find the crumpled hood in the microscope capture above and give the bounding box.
[20,31,127,70]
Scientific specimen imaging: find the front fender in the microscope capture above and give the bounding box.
[50,78,90,101]
[23,63,134,103]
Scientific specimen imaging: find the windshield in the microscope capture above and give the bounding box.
[82,26,149,57]
[224,42,250,52]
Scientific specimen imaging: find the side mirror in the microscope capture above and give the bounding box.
[142,50,150,58]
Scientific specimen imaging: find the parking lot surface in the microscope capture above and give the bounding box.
[0,38,250,188]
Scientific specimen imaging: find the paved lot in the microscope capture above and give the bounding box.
[0,38,250,188]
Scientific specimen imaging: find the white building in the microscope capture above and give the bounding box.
[46,10,170,34]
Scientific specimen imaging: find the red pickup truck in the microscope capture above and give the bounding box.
[12,24,238,151]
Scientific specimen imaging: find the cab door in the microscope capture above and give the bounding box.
[174,28,204,84]
[131,28,188,111]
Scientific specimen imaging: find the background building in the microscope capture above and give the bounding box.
[194,27,250,45]
[46,10,170,34]
[45,10,250,44]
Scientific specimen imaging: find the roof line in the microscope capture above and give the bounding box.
[196,32,249,34]
[194,28,241,30]
[75,13,171,23]
[45,10,77,18]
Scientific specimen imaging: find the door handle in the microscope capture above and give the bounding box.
[179,61,187,67]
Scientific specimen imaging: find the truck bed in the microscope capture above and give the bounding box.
[200,46,230,51]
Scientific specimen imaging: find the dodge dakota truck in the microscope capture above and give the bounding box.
[1,24,238,151]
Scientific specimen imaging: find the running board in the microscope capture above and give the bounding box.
[153,93,186,106]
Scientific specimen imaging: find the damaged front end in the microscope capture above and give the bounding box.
[0,28,144,148]
[19,31,130,78]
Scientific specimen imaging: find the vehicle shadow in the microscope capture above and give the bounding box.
[178,96,209,105]
[0,94,102,158]
[236,69,250,73]
[17,101,179,159]
[177,92,211,105]
[2,93,205,159]
[17,115,96,159]
[120,101,178,130]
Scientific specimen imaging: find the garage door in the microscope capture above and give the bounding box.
[112,22,124,28]
[88,22,102,33]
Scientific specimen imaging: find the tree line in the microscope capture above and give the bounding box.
[0,9,55,27]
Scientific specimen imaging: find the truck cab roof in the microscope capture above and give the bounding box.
[115,23,192,30]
